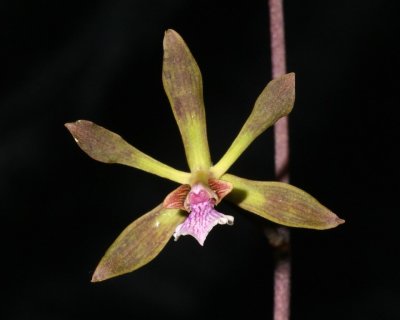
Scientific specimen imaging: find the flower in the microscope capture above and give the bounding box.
[65,29,344,282]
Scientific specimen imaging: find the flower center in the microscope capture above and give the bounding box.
[173,183,234,245]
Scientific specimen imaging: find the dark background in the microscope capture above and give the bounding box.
[1,0,399,319]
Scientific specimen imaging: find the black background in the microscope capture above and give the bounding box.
[2,0,399,319]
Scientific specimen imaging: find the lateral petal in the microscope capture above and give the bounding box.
[212,73,295,177]
[65,120,190,184]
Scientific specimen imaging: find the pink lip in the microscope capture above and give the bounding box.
[189,190,209,204]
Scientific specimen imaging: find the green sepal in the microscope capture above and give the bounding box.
[91,204,185,282]
[222,173,344,229]
[162,29,212,173]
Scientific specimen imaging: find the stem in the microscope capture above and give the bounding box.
[267,0,291,320]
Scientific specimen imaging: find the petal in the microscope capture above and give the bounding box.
[222,173,344,229]
[162,29,212,172]
[65,120,190,184]
[91,204,185,282]
[211,73,295,178]
[173,200,234,246]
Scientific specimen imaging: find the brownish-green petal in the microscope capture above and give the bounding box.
[162,29,211,173]
[91,204,185,282]
[65,120,190,184]
[222,173,344,229]
[211,73,295,178]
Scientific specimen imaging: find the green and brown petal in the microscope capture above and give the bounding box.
[65,120,190,184]
[211,73,295,178]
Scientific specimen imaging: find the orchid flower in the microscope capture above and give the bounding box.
[65,29,344,282]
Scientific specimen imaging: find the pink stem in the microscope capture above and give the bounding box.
[267,0,291,319]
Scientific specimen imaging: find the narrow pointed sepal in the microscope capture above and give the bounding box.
[162,29,211,172]
[211,73,295,177]
[91,204,185,282]
[65,120,190,184]
[222,174,344,229]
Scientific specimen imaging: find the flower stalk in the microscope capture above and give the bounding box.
[268,0,291,319]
